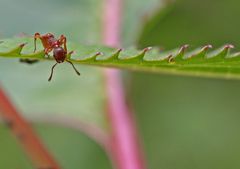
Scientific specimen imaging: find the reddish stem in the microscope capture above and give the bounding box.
[0,86,61,169]
[103,0,146,169]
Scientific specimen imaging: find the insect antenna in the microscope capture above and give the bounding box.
[48,63,58,81]
[66,60,80,76]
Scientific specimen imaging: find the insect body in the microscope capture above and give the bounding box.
[34,32,80,81]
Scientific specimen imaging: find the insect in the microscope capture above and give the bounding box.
[34,32,80,81]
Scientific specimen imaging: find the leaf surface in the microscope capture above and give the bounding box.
[1,38,240,79]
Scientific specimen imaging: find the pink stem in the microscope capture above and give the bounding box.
[102,0,146,169]
[103,0,121,47]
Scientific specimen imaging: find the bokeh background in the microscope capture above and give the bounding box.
[1,0,240,169]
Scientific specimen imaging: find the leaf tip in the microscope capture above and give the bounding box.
[96,52,103,56]
[224,44,234,49]
[117,48,123,52]
[94,52,103,60]
[141,47,152,56]
[179,44,189,54]
[69,50,75,55]
[202,44,213,51]
[173,44,189,61]
[144,46,153,51]
[115,48,123,56]
[19,43,27,48]
[167,54,174,63]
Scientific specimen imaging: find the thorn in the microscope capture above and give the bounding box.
[174,44,189,60]
[167,55,174,63]
[189,44,213,59]
[77,52,102,61]
[113,48,123,59]
[201,44,213,51]
[106,49,123,61]
[95,52,103,56]
[19,43,27,48]
[178,44,189,54]
[144,47,153,51]
[90,52,103,61]
[196,44,212,57]
[116,48,123,56]
[224,44,234,49]
[134,47,152,61]
[139,47,152,60]
[143,47,152,54]
[208,44,234,59]
[116,48,123,53]
[69,51,75,55]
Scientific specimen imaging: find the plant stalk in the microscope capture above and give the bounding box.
[0,86,61,169]
[102,0,146,169]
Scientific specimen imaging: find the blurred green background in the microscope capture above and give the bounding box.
[1,0,240,169]
[133,0,240,169]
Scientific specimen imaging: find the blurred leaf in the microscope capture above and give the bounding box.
[0,0,102,43]
[131,0,240,169]
[131,74,240,169]
[138,0,240,49]
[122,0,163,45]
[0,124,111,169]
[0,0,108,131]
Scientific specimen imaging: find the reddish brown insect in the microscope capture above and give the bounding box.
[34,32,80,81]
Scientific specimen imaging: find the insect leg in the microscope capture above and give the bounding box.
[34,33,41,52]
[44,47,53,58]
[66,60,80,76]
[59,35,67,53]
[48,63,58,81]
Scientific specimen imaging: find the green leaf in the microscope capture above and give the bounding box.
[1,37,240,79]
